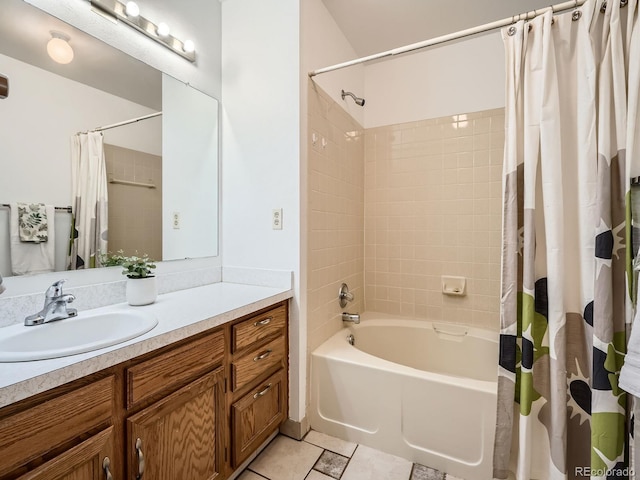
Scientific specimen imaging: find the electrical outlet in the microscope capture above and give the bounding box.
[272,208,283,230]
[172,212,180,229]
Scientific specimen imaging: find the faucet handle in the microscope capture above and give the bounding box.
[338,283,354,308]
[45,279,67,298]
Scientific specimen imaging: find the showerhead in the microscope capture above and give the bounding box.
[341,89,365,107]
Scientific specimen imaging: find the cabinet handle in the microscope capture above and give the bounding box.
[103,457,113,480]
[253,349,272,362]
[135,438,145,479]
[253,383,273,399]
[253,317,272,327]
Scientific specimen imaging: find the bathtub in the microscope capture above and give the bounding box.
[310,313,498,480]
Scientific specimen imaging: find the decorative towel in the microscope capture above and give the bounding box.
[17,203,48,243]
[9,203,55,275]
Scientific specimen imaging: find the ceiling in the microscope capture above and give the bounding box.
[321,0,566,57]
[0,0,161,110]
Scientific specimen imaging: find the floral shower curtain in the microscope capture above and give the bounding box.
[494,0,640,479]
[67,132,108,270]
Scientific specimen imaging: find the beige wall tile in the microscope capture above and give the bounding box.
[363,108,504,331]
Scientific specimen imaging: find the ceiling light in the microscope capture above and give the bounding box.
[156,22,170,37]
[125,1,139,18]
[47,31,74,65]
[183,40,195,53]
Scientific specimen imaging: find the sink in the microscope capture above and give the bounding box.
[0,310,158,362]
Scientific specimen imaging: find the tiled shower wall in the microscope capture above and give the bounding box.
[105,144,163,261]
[306,82,365,355]
[364,109,504,330]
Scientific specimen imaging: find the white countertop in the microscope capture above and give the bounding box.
[0,281,293,408]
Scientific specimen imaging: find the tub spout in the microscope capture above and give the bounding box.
[342,312,360,324]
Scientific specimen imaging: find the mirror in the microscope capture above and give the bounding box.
[0,0,219,277]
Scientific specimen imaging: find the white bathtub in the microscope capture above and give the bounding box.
[310,313,498,480]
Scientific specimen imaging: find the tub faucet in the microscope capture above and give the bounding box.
[342,312,360,324]
[24,279,77,326]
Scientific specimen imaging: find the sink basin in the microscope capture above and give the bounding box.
[0,310,158,362]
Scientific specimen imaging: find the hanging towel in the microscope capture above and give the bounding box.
[620,252,640,396]
[17,202,48,243]
[9,203,55,275]
[0,273,5,294]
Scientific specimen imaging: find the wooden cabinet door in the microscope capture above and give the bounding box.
[231,369,286,468]
[127,368,225,480]
[16,427,115,480]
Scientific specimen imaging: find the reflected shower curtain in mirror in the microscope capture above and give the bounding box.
[67,132,108,270]
[494,0,640,478]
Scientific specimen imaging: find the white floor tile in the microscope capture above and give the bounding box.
[304,430,357,458]
[341,445,413,480]
[249,435,323,480]
[237,471,266,480]
[306,471,334,480]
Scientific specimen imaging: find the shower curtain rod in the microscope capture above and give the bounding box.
[79,111,162,134]
[308,0,588,77]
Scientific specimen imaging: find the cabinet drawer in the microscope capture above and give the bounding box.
[127,329,224,408]
[0,376,114,478]
[231,369,286,468]
[232,336,285,392]
[232,304,286,353]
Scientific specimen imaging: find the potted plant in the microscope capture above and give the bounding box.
[102,250,157,306]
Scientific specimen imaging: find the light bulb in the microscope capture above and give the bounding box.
[47,32,74,65]
[156,22,170,37]
[183,40,195,53]
[125,1,139,18]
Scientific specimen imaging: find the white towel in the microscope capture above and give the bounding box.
[620,307,640,395]
[9,203,55,275]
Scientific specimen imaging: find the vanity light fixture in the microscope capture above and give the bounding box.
[47,31,74,65]
[89,0,196,63]
[156,22,170,38]
[183,39,195,54]
[124,1,139,18]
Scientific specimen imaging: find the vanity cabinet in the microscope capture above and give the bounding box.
[125,329,226,480]
[12,427,116,480]
[0,376,116,480]
[229,304,288,468]
[127,369,225,480]
[0,300,289,480]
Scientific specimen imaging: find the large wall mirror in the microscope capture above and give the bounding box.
[0,0,219,278]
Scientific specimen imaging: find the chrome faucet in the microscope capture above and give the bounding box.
[342,312,360,324]
[24,279,77,326]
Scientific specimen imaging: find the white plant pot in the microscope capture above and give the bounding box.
[126,276,157,306]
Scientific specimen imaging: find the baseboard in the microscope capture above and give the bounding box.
[279,416,310,440]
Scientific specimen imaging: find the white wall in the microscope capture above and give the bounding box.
[363,32,505,128]
[302,0,365,126]
[221,0,302,422]
[24,0,222,99]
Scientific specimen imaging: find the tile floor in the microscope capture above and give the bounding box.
[237,431,464,480]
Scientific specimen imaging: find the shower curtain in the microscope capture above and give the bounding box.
[494,0,640,479]
[67,132,108,270]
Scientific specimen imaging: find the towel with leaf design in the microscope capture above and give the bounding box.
[17,203,49,243]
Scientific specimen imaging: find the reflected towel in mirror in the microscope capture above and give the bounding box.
[17,202,48,243]
[10,203,55,275]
